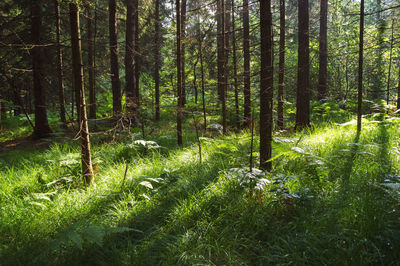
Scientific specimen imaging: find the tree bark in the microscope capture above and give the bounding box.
[357,0,364,132]
[243,0,251,128]
[277,0,285,129]
[197,16,207,130]
[386,18,394,105]
[31,0,51,138]
[125,0,138,122]
[231,0,239,130]
[176,0,183,146]
[134,0,140,107]
[217,0,227,134]
[295,0,310,130]
[55,0,67,124]
[260,0,273,171]
[317,0,328,101]
[87,8,96,119]
[154,0,161,120]
[181,0,187,105]
[109,0,122,116]
[69,2,94,185]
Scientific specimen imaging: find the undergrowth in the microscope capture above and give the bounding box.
[1,114,400,265]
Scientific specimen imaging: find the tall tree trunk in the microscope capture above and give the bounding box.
[217,0,227,134]
[260,0,273,171]
[372,0,384,100]
[125,0,138,122]
[87,8,96,119]
[277,0,285,129]
[154,0,161,120]
[224,0,231,101]
[55,0,67,124]
[357,0,364,132]
[69,2,94,185]
[109,0,122,116]
[317,0,328,101]
[243,0,251,128]
[193,59,198,104]
[181,0,187,105]
[295,0,310,130]
[231,0,239,130]
[197,16,207,130]
[134,0,140,107]
[386,18,394,105]
[31,0,51,138]
[176,0,183,146]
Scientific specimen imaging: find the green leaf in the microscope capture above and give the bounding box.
[82,225,104,246]
[139,181,153,189]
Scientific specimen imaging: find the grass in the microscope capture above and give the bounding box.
[1,111,400,265]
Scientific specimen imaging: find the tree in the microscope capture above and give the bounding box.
[181,0,187,105]
[176,0,183,146]
[231,0,239,130]
[154,0,161,120]
[31,0,52,138]
[260,0,273,171]
[243,0,251,128]
[87,7,96,119]
[109,0,122,116]
[54,0,67,124]
[357,0,364,132]
[217,0,227,134]
[125,0,138,122]
[317,0,328,101]
[69,2,94,185]
[277,0,285,129]
[295,0,310,130]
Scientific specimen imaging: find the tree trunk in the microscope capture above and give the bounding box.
[181,0,187,105]
[55,0,67,124]
[317,0,328,101]
[386,18,394,105]
[295,0,310,130]
[69,2,94,185]
[260,0,273,171]
[243,0,251,128]
[231,0,239,130]
[134,0,140,107]
[154,0,161,120]
[31,0,51,138]
[277,0,285,129]
[176,0,183,146]
[109,0,122,116]
[357,0,364,132]
[193,59,198,104]
[125,0,138,122]
[198,16,207,130]
[87,8,96,119]
[217,0,227,134]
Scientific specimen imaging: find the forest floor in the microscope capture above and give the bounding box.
[1,111,400,265]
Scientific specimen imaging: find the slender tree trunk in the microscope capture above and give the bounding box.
[181,0,187,105]
[243,0,251,128]
[154,0,161,120]
[193,59,198,104]
[231,0,239,130]
[357,0,364,132]
[398,60,400,109]
[55,0,67,124]
[198,17,207,130]
[109,0,122,116]
[125,0,138,122]
[260,0,273,171]
[317,0,328,101]
[295,0,310,130]
[69,2,94,185]
[277,0,285,129]
[386,18,394,105]
[217,0,227,134]
[31,0,51,138]
[225,0,231,101]
[87,9,96,119]
[176,0,183,146]
[134,0,140,107]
